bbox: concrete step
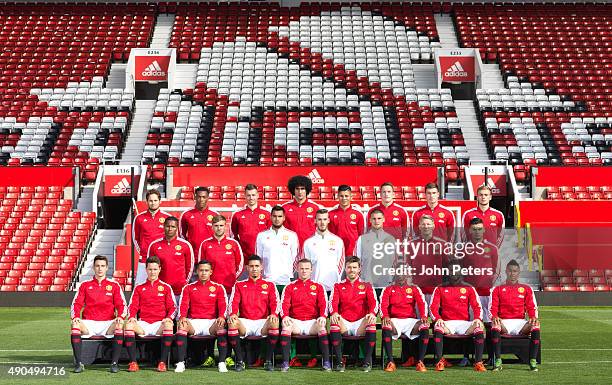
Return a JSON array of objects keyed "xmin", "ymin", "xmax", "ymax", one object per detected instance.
[
  {"xmin": 78, "ymin": 229, "xmax": 124, "ymax": 282},
  {"xmin": 150, "ymin": 14, "xmax": 175, "ymax": 49},
  {"xmin": 434, "ymin": 14, "xmax": 459, "ymax": 48}
]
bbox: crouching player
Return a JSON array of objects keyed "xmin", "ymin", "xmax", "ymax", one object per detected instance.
[
  {"xmin": 329, "ymin": 256, "xmax": 378, "ymax": 372},
  {"xmin": 124, "ymin": 256, "xmax": 176, "ymax": 372},
  {"xmin": 380, "ymin": 273, "xmax": 430, "ymax": 372},
  {"xmin": 430, "ymin": 263, "xmax": 487, "ymax": 372},
  {"xmin": 175, "ymin": 260, "xmax": 229, "ymax": 373},
  {"xmin": 489, "ymin": 259, "xmax": 540, "ymax": 371},
  {"xmin": 70, "ymin": 255, "xmax": 127, "ymax": 373},
  {"xmin": 279, "ymin": 259, "xmax": 331, "ymax": 372},
  {"xmin": 227, "ymin": 255, "xmax": 280, "ymax": 372}
]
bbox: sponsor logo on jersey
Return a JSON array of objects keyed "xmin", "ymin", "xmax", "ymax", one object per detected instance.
[{"xmin": 460, "ymin": 287, "xmax": 467, "ymax": 294}]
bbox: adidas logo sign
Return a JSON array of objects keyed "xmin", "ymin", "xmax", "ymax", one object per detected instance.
[
  {"xmin": 111, "ymin": 177, "xmax": 131, "ymax": 194},
  {"xmin": 308, "ymin": 169, "xmax": 324, "ymax": 184},
  {"xmin": 444, "ymin": 61, "xmax": 468, "ymax": 78},
  {"xmin": 141, "ymin": 61, "xmax": 166, "ymax": 77}
]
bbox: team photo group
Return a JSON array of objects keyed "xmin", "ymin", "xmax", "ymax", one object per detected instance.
[{"xmin": 70, "ymin": 176, "xmax": 540, "ymax": 374}]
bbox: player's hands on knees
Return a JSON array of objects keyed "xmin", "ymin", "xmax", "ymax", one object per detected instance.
[
  {"xmin": 472, "ymin": 319, "xmax": 483, "ymax": 329},
  {"xmin": 382, "ymin": 316, "xmax": 391, "ymax": 328},
  {"xmin": 228, "ymin": 314, "xmax": 239, "ymax": 326},
  {"xmin": 316, "ymin": 317, "xmax": 326, "ymax": 328},
  {"xmin": 72, "ymin": 318, "xmax": 81, "ymax": 326},
  {"xmin": 215, "ymin": 317, "xmax": 226, "ymax": 328},
  {"xmin": 127, "ymin": 317, "xmax": 138, "ymax": 327},
  {"xmin": 365, "ymin": 313, "xmax": 376, "ymax": 324},
  {"xmin": 420, "ymin": 317, "xmax": 430, "ymax": 328},
  {"xmin": 268, "ymin": 314, "xmax": 279, "ymax": 325},
  {"xmin": 435, "ymin": 319, "xmax": 445, "ymax": 329},
  {"xmin": 282, "ymin": 317, "xmax": 293, "ymax": 329},
  {"xmin": 529, "ymin": 318, "xmax": 539, "ymax": 327},
  {"xmin": 330, "ymin": 313, "xmax": 340, "ymax": 325},
  {"xmin": 114, "ymin": 317, "xmax": 124, "ymax": 327},
  {"xmin": 492, "ymin": 317, "xmax": 502, "ymax": 328}
]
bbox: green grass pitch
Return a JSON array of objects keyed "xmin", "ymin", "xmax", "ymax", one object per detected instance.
[{"xmin": 0, "ymin": 307, "xmax": 610, "ymax": 385}]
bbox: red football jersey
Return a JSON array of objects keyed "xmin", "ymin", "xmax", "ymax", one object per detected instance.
[
  {"xmin": 133, "ymin": 209, "xmax": 172, "ymax": 262},
  {"xmin": 328, "ymin": 205, "xmax": 365, "ymax": 255},
  {"xmin": 462, "ymin": 206, "xmax": 505, "ymax": 248},
  {"xmin": 367, "ymin": 202, "xmax": 408, "ymax": 241},
  {"xmin": 329, "ymin": 279, "xmax": 378, "ymax": 322},
  {"xmin": 280, "ymin": 279, "xmax": 327, "ymax": 320},
  {"xmin": 411, "ymin": 204, "xmax": 455, "ymax": 242},
  {"xmin": 198, "ymin": 236, "xmax": 244, "ymax": 293},
  {"xmin": 461, "ymin": 240, "xmax": 499, "ymax": 296},
  {"xmin": 71, "ymin": 278, "xmax": 127, "ymax": 321},
  {"xmin": 147, "ymin": 236, "xmax": 194, "ymax": 295},
  {"xmin": 430, "ymin": 284, "xmax": 483, "ymax": 322},
  {"xmin": 282, "ymin": 199, "xmax": 320, "ymax": 250},
  {"xmin": 489, "ymin": 283, "xmax": 538, "ymax": 320},
  {"xmin": 178, "ymin": 280, "xmax": 227, "ymax": 320},
  {"xmin": 179, "ymin": 207, "xmax": 219, "ymax": 252},
  {"xmin": 379, "ymin": 284, "xmax": 427, "ymax": 319},
  {"xmin": 228, "ymin": 278, "xmax": 279, "ymax": 320},
  {"xmin": 128, "ymin": 279, "xmax": 176, "ymax": 323},
  {"xmin": 406, "ymin": 236, "xmax": 451, "ymax": 294},
  {"xmin": 230, "ymin": 206, "xmax": 271, "ymax": 258}
]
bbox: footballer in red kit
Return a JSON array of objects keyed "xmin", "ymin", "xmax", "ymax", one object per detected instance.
[
  {"xmin": 328, "ymin": 185, "xmax": 365, "ymax": 256},
  {"xmin": 227, "ymin": 255, "xmax": 280, "ymax": 372},
  {"xmin": 230, "ymin": 184, "xmax": 271, "ymax": 261},
  {"xmin": 124, "ymin": 256, "xmax": 176, "ymax": 373},
  {"xmin": 174, "ymin": 260, "xmax": 230, "ymax": 373},
  {"xmin": 489, "ymin": 260, "xmax": 540, "ymax": 372},
  {"xmin": 411, "ymin": 182, "xmax": 455, "ymax": 242},
  {"xmin": 380, "ymin": 274, "xmax": 430, "ymax": 372},
  {"xmin": 180, "ymin": 186, "xmax": 219, "ymax": 253},
  {"xmin": 282, "ymin": 175, "xmax": 321, "ymax": 251},
  {"xmin": 147, "ymin": 216, "xmax": 194, "ymax": 299},
  {"xmin": 279, "ymin": 259, "xmax": 331, "ymax": 372},
  {"xmin": 198, "ymin": 214, "xmax": 244, "ymax": 293},
  {"xmin": 367, "ymin": 182, "xmax": 409, "ymax": 241},
  {"xmin": 133, "ymin": 189, "xmax": 171, "ymax": 284},
  {"xmin": 462, "ymin": 185, "xmax": 505, "ymax": 248},
  {"xmin": 429, "ymin": 263, "xmax": 487, "ymax": 372},
  {"xmin": 70, "ymin": 255, "xmax": 126, "ymax": 373},
  {"xmin": 329, "ymin": 256, "xmax": 378, "ymax": 372}
]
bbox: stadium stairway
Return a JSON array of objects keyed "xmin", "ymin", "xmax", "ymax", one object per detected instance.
[
  {"xmin": 482, "ymin": 63, "xmax": 505, "ymax": 89},
  {"xmin": 106, "ymin": 63, "xmax": 127, "ymax": 89},
  {"xmin": 150, "ymin": 14, "xmax": 174, "ymax": 49},
  {"xmin": 77, "ymin": 229, "xmax": 123, "ymax": 285},
  {"xmin": 121, "ymin": 100, "xmax": 156, "ymax": 165},
  {"xmin": 434, "ymin": 13, "xmax": 459, "ymax": 48},
  {"xmin": 76, "ymin": 185, "xmax": 96, "ymax": 213},
  {"xmin": 455, "ymin": 100, "xmax": 490, "ymax": 161}
]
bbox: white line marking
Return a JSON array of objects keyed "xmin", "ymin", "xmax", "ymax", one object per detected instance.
[
  {"xmin": 0, "ymin": 350, "xmax": 71, "ymax": 352},
  {"xmin": 544, "ymin": 348, "xmax": 612, "ymax": 351},
  {"xmin": 547, "ymin": 360, "xmax": 612, "ymax": 364}
]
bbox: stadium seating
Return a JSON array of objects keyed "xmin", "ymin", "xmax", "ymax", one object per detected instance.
[
  {"xmin": 543, "ymin": 185, "xmax": 612, "ymax": 200},
  {"xmin": 0, "ymin": 186, "xmax": 96, "ymax": 291},
  {"xmin": 540, "ymin": 269, "xmax": 611, "ymax": 291}
]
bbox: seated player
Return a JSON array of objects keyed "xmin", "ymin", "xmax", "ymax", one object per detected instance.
[
  {"xmin": 489, "ymin": 259, "xmax": 540, "ymax": 372},
  {"xmin": 70, "ymin": 255, "xmax": 127, "ymax": 373},
  {"xmin": 279, "ymin": 259, "xmax": 331, "ymax": 372},
  {"xmin": 430, "ymin": 263, "xmax": 487, "ymax": 372},
  {"xmin": 380, "ymin": 273, "xmax": 430, "ymax": 373},
  {"xmin": 124, "ymin": 256, "xmax": 176, "ymax": 372},
  {"xmin": 329, "ymin": 256, "xmax": 378, "ymax": 372},
  {"xmin": 175, "ymin": 260, "xmax": 229, "ymax": 373},
  {"xmin": 227, "ymin": 255, "xmax": 280, "ymax": 372}
]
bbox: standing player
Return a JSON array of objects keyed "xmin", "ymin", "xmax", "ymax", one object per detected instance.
[
  {"xmin": 489, "ymin": 259, "xmax": 540, "ymax": 372},
  {"xmin": 303, "ymin": 209, "xmax": 345, "ymax": 291},
  {"xmin": 462, "ymin": 185, "xmax": 505, "ymax": 248},
  {"xmin": 282, "ymin": 175, "xmax": 321, "ymax": 252},
  {"xmin": 329, "ymin": 257, "xmax": 378, "ymax": 372},
  {"xmin": 412, "ymin": 182, "xmax": 455, "ymax": 242},
  {"xmin": 255, "ymin": 205, "xmax": 299, "ymax": 287},
  {"xmin": 70, "ymin": 255, "xmax": 127, "ymax": 373},
  {"xmin": 328, "ymin": 185, "xmax": 365, "ymax": 256},
  {"xmin": 124, "ymin": 256, "xmax": 176, "ymax": 372},
  {"xmin": 147, "ymin": 217, "xmax": 194, "ymax": 302},
  {"xmin": 279, "ymin": 259, "xmax": 331, "ymax": 372},
  {"xmin": 198, "ymin": 215, "xmax": 244, "ymax": 294},
  {"xmin": 355, "ymin": 209, "xmax": 397, "ymax": 288},
  {"xmin": 175, "ymin": 260, "xmax": 229, "ymax": 373},
  {"xmin": 133, "ymin": 189, "xmax": 171, "ymax": 284},
  {"xmin": 429, "ymin": 264, "xmax": 487, "ymax": 372},
  {"xmin": 230, "ymin": 184, "xmax": 271, "ymax": 261},
  {"xmin": 227, "ymin": 255, "xmax": 280, "ymax": 372},
  {"xmin": 180, "ymin": 186, "xmax": 219, "ymax": 253},
  {"xmin": 380, "ymin": 273, "xmax": 429, "ymax": 372},
  {"xmin": 407, "ymin": 215, "xmax": 450, "ymax": 295},
  {"xmin": 367, "ymin": 182, "xmax": 409, "ymax": 241}
]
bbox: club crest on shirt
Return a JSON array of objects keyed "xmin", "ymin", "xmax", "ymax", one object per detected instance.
[
  {"xmin": 159, "ymin": 217, "xmax": 165, "ymax": 223},
  {"xmin": 358, "ymin": 284, "xmax": 365, "ymax": 290},
  {"xmin": 350, "ymin": 213, "xmax": 357, "ymax": 220},
  {"xmin": 259, "ymin": 213, "xmax": 266, "ymax": 219},
  {"xmin": 489, "ymin": 215, "xmax": 496, "ymax": 221},
  {"xmin": 306, "ymin": 207, "xmax": 314, "ymax": 213},
  {"xmin": 225, "ymin": 244, "xmax": 232, "ymax": 250},
  {"xmin": 393, "ymin": 210, "xmax": 399, "ymax": 216},
  {"xmin": 282, "ymin": 235, "xmax": 289, "ymax": 241},
  {"xmin": 518, "ymin": 287, "xmax": 525, "ymax": 293},
  {"xmin": 261, "ymin": 283, "xmax": 268, "ymax": 289},
  {"xmin": 207, "ymin": 215, "xmax": 214, "ymax": 221},
  {"xmin": 329, "ymin": 240, "xmax": 335, "ymax": 247},
  {"xmin": 175, "ymin": 245, "xmax": 182, "ymax": 251},
  {"xmin": 310, "ymin": 285, "xmax": 317, "ymax": 291},
  {"xmin": 460, "ymin": 287, "xmax": 467, "ymax": 294},
  {"xmin": 438, "ymin": 212, "xmax": 445, "ymax": 218},
  {"xmin": 158, "ymin": 286, "xmax": 164, "ymax": 292},
  {"xmin": 406, "ymin": 287, "xmax": 412, "ymax": 294},
  {"xmin": 209, "ymin": 286, "xmax": 216, "ymax": 292},
  {"xmin": 106, "ymin": 285, "xmax": 113, "ymax": 291}
]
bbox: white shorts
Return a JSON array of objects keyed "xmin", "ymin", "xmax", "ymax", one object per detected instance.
[
  {"xmin": 501, "ymin": 319, "xmax": 528, "ymax": 335},
  {"xmin": 189, "ymin": 318, "xmax": 216, "ymax": 336},
  {"xmin": 292, "ymin": 319, "xmax": 317, "ymax": 335},
  {"xmin": 81, "ymin": 320, "xmax": 114, "ymax": 338},
  {"xmin": 391, "ymin": 318, "xmax": 420, "ymax": 340},
  {"xmin": 240, "ymin": 318, "xmax": 267, "ymax": 338},
  {"xmin": 136, "ymin": 320, "xmax": 163, "ymax": 337},
  {"xmin": 444, "ymin": 320, "xmax": 474, "ymax": 336},
  {"xmin": 135, "ymin": 262, "xmax": 147, "ymax": 285},
  {"xmin": 479, "ymin": 296, "xmax": 490, "ymax": 322},
  {"xmin": 342, "ymin": 317, "xmax": 365, "ymax": 336}
]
